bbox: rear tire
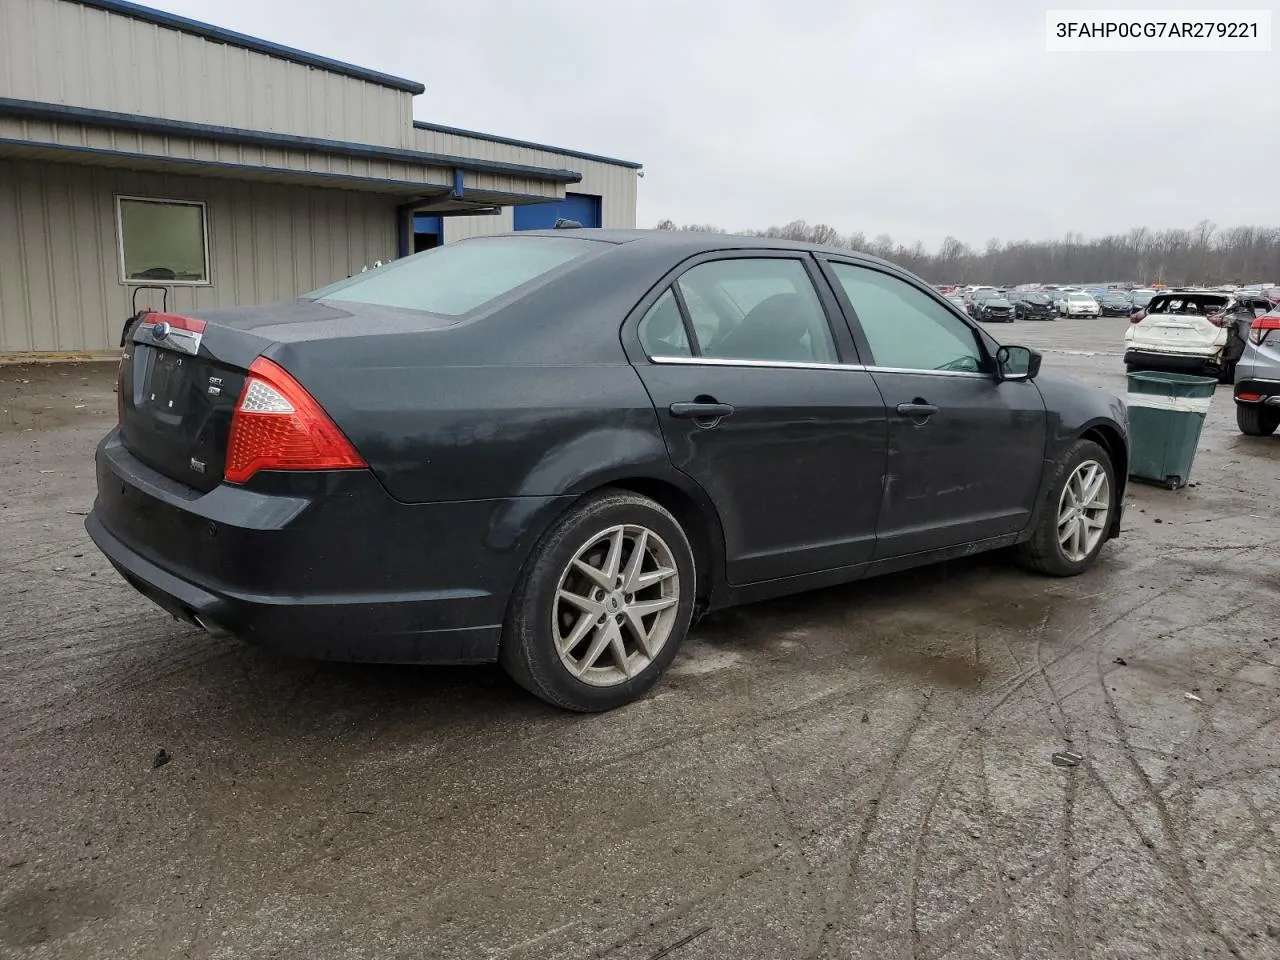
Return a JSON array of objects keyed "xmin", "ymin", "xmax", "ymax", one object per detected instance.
[
  {"xmin": 1016, "ymin": 439, "xmax": 1116, "ymax": 577},
  {"xmin": 1216, "ymin": 362, "xmax": 1236, "ymax": 385},
  {"xmin": 499, "ymin": 490, "xmax": 697, "ymax": 712},
  {"xmin": 1237, "ymin": 403, "xmax": 1280, "ymax": 437}
]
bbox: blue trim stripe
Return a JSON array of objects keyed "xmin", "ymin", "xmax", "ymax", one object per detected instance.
[
  {"xmin": 0, "ymin": 98, "xmax": 583, "ymax": 185},
  {"xmin": 413, "ymin": 120, "xmax": 642, "ymax": 170},
  {"xmin": 70, "ymin": 0, "xmax": 425, "ymax": 94}
]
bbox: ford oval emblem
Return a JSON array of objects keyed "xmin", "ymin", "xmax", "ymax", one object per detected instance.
[{"xmin": 152, "ymin": 321, "xmax": 171, "ymax": 340}]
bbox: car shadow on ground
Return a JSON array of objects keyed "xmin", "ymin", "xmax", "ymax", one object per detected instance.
[{"xmin": 56, "ymin": 550, "xmax": 1043, "ymax": 752}]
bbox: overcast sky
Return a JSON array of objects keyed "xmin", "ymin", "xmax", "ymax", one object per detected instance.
[{"xmin": 155, "ymin": 0, "xmax": 1278, "ymax": 249}]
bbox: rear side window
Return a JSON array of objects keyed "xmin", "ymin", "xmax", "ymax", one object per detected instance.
[
  {"xmin": 672, "ymin": 259, "xmax": 837, "ymax": 364},
  {"xmin": 638, "ymin": 289, "xmax": 692, "ymax": 357},
  {"xmin": 305, "ymin": 236, "xmax": 596, "ymax": 316}
]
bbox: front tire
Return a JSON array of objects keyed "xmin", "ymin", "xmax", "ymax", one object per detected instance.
[
  {"xmin": 1216, "ymin": 361, "xmax": 1235, "ymax": 385},
  {"xmin": 1016, "ymin": 439, "xmax": 1116, "ymax": 577},
  {"xmin": 1237, "ymin": 403, "xmax": 1280, "ymax": 437},
  {"xmin": 499, "ymin": 490, "xmax": 697, "ymax": 712}
]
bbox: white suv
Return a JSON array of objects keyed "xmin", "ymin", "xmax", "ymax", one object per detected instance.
[{"xmin": 1125, "ymin": 291, "xmax": 1273, "ymax": 382}]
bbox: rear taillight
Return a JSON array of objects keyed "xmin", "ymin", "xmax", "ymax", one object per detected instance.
[
  {"xmin": 1249, "ymin": 314, "xmax": 1280, "ymax": 346},
  {"xmin": 225, "ymin": 357, "xmax": 366, "ymax": 484},
  {"xmin": 1130, "ymin": 310, "xmax": 1146, "ymax": 324}
]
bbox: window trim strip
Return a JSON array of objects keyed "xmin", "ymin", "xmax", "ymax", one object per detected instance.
[{"xmin": 648, "ymin": 355, "xmax": 992, "ymax": 378}]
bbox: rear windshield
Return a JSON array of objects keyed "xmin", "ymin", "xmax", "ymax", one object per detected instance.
[
  {"xmin": 1147, "ymin": 295, "xmax": 1228, "ymax": 315},
  {"xmin": 304, "ymin": 236, "xmax": 597, "ymax": 315}
]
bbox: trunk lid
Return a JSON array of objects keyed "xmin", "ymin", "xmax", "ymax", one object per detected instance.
[
  {"xmin": 119, "ymin": 313, "xmax": 269, "ymax": 492},
  {"xmin": 1128, "ymin": 312, "xmax": 1225, "ymax": 351},
  {"xmin": 117, "ymin": 298, "xmax": 460, "ymax": 491}
]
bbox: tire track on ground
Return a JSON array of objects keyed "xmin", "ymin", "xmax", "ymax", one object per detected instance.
[{"xmin": 1092, "ymin": 628, "xmax": 1244, "ymax": 958}]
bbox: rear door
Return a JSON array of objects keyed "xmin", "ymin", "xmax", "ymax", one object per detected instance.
[
  {"xmin": 626, "ymin": 253, "xmax": 888, "ymax": 584},
  {"xmin": 820, "ymin": 259, "xmax": 1047, "ymax": 559}
]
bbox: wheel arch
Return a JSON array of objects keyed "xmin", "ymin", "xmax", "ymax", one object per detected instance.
[
  {"xmin": 1079, "ymin": 420, "xmax": 1128, "ymax": 537},
  {"xmin": 507, "ymin": 465, "xmax": 728, "ymax": 618},
  {"xmin": 599, "ymin": 476, "xmax": 725, "ymax": 614}
]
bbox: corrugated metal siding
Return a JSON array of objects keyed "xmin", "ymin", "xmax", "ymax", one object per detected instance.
[
  {"xmin": 0, "ymin": 158, "xmax": 398, "ymax": 353},
  {"xmin": 414, "ymin": 130, "xmax": 638, "ymax": 235},
  {"xmin": 440, "ymin": 208, "xmax": 515, "ymax": 243},
  {"xmin": 0, "ymin": 0, "xmax": 413, "ymax": 147}
]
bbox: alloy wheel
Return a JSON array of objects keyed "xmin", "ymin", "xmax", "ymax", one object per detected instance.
[
  {"xmin": 1057, "ymin": 460, "xmax": 1110, "ymax": 562},
  {"xmin": 552, "ymin": 524, "xmax": 680, "ymax": 686}
]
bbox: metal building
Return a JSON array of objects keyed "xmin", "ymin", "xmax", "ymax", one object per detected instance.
[{"xmin": 0, "ymin": 0, "xmax": 641, "ymax": 354}]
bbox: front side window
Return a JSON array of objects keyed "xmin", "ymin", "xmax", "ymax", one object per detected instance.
[
  {"xmin": 673, "ymin": 258, "xmax": 837, "ymax": 364},
  {"xmin": 831, "ymin": 263, "xmax": 984, "ymax": 374},
  {"xmin": 306, "ymin": 236, "xmax": 596, "ymax": 316},
  {"xmin": 117, "ymin": 197, "xmax": 209, "ymax": 284}
]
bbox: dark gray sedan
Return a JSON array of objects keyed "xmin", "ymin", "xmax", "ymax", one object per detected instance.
[{"xmin": 87, "ymin": 230, "xmax": 1129, "ymax": 711}]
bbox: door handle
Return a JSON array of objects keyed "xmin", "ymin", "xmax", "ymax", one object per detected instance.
[
  {"xmin": 669, "ymin": 401, "xmax": 735, "ymax": 420},
  {"xmin": 895, "ymin": 402, "xmax": 939, "ymax": 418}
]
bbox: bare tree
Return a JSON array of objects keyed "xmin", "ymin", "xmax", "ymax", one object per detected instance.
[{"xmin": 650, "ymin": 218, "xmax": 1280, "ymax": 284}]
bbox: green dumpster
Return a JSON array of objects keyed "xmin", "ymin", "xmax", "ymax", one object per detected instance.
[{"xmin": 1126, "ymin": 371, "xmax": 1218, "ymax": 490}]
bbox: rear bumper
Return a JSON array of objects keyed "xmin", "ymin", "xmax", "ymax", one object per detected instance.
[
  {"xmin": 87, "ymin": 431, "xmax": 569, "ymax": 663},
  {"xmin": 1234, "ymin": 378, "xmax": 1280, "ymax": 404},
  {"xmin": 1124, "ymin": 348, "xmax": 1221, "ymax": 371}
]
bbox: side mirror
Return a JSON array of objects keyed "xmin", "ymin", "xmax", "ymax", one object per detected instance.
[{"xmin": 996, "ymin": 345, "xmax": 1041, "ymax": 382}]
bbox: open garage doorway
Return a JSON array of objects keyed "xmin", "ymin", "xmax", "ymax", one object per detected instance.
[
  {"xmin": 513, "ymin": 193, "xmax": 602, "ymax": 230},
  {"xmin": 413, "ymin": 214, "xmax": 442, "ymax": 251}
]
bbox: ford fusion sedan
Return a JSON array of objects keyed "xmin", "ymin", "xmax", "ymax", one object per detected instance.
[{"xmin": 88, "ymin": 230, "xmax": 1129, "ymax": 712}]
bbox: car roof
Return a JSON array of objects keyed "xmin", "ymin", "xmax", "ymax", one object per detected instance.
[{"xmin": 502, "ymin": 228, "xmax": 905, "ymax": 267}]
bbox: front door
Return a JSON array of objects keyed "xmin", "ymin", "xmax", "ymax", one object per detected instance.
[
  {"xmin": 628, "ymin": 255, "xmax": 888, "ymax": 584},
  {"xmin": 822, "ymin": 260, "xmax": 1047, "ymax": 558}
]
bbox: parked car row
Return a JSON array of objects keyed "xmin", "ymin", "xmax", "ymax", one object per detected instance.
[{"xmin": 934, "ymin": 282, "xmax": 1278, "ymax": 328}]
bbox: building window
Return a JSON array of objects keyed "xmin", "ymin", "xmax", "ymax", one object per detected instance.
[{"xmin": 116, "ymin": 197, "xmax": 210, "ymax": 285}]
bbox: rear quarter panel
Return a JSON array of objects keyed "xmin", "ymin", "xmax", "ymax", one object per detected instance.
[{"xmin": 276, "ymin": 349, "xmax": 671, "ymax": 504}]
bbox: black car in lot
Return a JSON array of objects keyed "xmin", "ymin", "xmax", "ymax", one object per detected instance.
[
  {"xmin": 88, "ymin": 230, "xmax": 1129, "ymax": 711},
  {"xmin": 1010, "ymin": 292, "xmax": 1057, "ymax": 321},
  {"xmin": 1099, "ymin": 292, "xmax": 1134, "ymax": 316},
  {"xmin": 970, "ymin": 290, "xmax": 1016, "ymax": 323}
]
